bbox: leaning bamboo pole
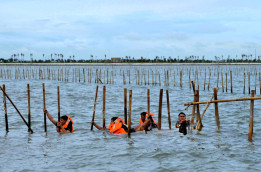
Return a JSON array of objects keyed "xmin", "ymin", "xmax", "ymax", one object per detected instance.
[
  {"xmin": 91, "ymin": 85, "xmax": 99, "ymax": 130},
  {"xmin": 184, "ymin": 96, "xmax": 261, "ymax": 106},
  {"xmin": 0, "ymin": 86, "xmax": 33, "ymax": 133}
]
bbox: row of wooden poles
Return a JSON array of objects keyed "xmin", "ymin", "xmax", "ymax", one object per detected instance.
[
  {"xmin": 0, "ymin": 83, "xmax": 172, "ymax": 135},
  {"xmin": 1, "ymin": 82, "xmax": 260, "ymax": 141},
  {"xmin": 90, "ymin": 85, "xmax": 172, "ymax": 137},
  {"xmin": 184, "ymin": 81, "xmax": 260, "ymax": 141},
  {"xmin": 1, "ymin": 67, "xmax": 261, "ymax": 94}
]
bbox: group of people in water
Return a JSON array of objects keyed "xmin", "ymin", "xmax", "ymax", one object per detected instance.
[{"xmin": 43, "ymin": 109, "xmax": 191, "ymax": 135}]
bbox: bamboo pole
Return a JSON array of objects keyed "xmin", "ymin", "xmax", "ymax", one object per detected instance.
[
  {"xmin": 230, "ymin": 71, "xmax": 233, "ymax": 93},
  {"xmin": 208, "ymin": 71, "xmax": 211, "ymax": 91},
  {"xmin": 255, "ymin": 72, "xmax": 257, "ymax": 94},
  {"xmin": 103, "ymin": 86, "xmax": 106, "ymax": 128},
  {"xmin": 226, "ymin": 73, "xmax": 227, "ymax": 92},
  {"xmin": 27, "ymin": 84, "xmax": 31, "ymax": 132},
  {"xmin": 259, "ymin": 72, "xmax": 261, "ymax": 95},
  {"xmin": 191, "ymin": 87, "xmax": 197, "ymax": 125},
  {"xmin": 166, "ymin": 90, "xmax": 171, "ymax": 129},
  {"xmin": 195, "ymin": 90, "xmax": 203, "ymax": 130},
  {"xmin": 158, "ymin": 89, "xmax": 163, "ymax": 130},
  {"xmin": 248, "ymin": 90, "xmax": 255, "ymax": 141},
  {"xmin": 214, "ymin": 88, "xmax": 220, "ymax": 131},
  {"xmin": 91, "ymin": 85, "xmax": 99, "ymax": 130},
  {"xmin": 0, "ymin": 86, "xmax": 33, "ymax": 133},
  {"xmin": 248, "ymin": 72, "xmax": 250, "ymax": 94},
  {"xmin": 184, "ymin": 96, "xmax": 261, "ymax": 105},
  {"xmin": 203, "ymin": 70, "xmax": 206, "ymax": 90},
  {"xmin": 124, "ymin": 88, "xmax": 127, "ymax": 124},
  {"xmin": 57, "ymin": 86, "xmax": 61, "ymax": 132},
  {"xmin": 221, "ymin": 72, "xmax": 224, "ymax": 92},
  {"xmin": 147, "ymin": 89, "xmax": 150, "ymax": 118},
  {"xmin": 244, "ymin": 72, "xmax": 246, "ymax": 94},
  {"xmin": 128, "ymin": 90, "xmax": 132, "ymax": 137},
  {"xmin": 3, "ymin": 84, "xmax": 8, "ymax": 132},
  {"xmin": 43, "ymin": 83, "xmax": 47, "ymax": 132}
]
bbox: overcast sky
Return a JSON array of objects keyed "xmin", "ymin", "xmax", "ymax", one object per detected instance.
[{"xmin": 0, "ymin": 0, "xmax": 260, "ymax": 60}]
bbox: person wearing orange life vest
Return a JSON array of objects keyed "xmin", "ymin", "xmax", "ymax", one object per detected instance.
[
  {"xmin": 43, "ymin": 108, "xmax": 74, "ymax": 133},
  {"xmin": 92, "ymin": 116, "xmax": 151, "ymax": 134},
  {"xmin": 139, "ymin": 112, "xmax": 157, "ymax": 130},
  {"xmin": 175, "ymin": 112, "xmax": 190, "ymax": 135}
]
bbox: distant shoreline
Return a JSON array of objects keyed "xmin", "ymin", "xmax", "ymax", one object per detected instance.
[{"xmin": 0, "ymin": 62, "xmax": 261, "ymax": 66}]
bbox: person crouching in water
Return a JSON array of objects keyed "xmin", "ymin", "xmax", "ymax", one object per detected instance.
[
  {"xmin": 91, "ymin": 116, "xmax": 152, "ymax": 134},
  {"xmin": 175, "ymin": 112, "xmax": 190, "ymax": 135},
  {"xmin": 139, "ymin": 112, "xmax": 157, "ymax": 131},
  {"xmin": 43, "ymin": 108, "xmax": 74, "ymax": 133}
]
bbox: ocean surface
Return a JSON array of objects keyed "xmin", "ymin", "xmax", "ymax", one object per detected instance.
[{"xmin": 0, "ymin": 64, "xmax": 261, "ymax": 172}]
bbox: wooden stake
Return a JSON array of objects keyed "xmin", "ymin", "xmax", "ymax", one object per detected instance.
[
  {"xmin": 43, "ymin": 83, "xmax": 47, "ymax": 132},
  {"xmin": 248, "ymin": 90, "xmax": 255, "ymax": 141},
  {"xmin": 213, "ymin": 88, "xmax": 220, "ymax": 131},
  {"xmin": 0, "ymin": 86, "xmax": 33, "ymax": 133},
  {"xmin": 244, "ymin": 72, "xmax": 246, "ymax": 94},
  {"xmin": 166, "ymin": 90, "xmax": 171, "ymax": 129},
  {"xmin": 158, "ymin": 89, "xmax": 163, "ymax": 130},
  {"xmin": 248, "ymin": 72, "xmax": 250, "ymax": 94},
  {"xmin": 124, "ymin": 88, "xmax": 127, "ymax": 124},
  {"xmin": 57, "ymin": 86, "xmax": 60, "ymax": 121},
  {"xmin": 128, "ymin": 90, "xmax": 132, "ymax": 137},
  {"xmin": 27, "ymin": 84, "xmax": 31, "ymax": 132},
  {"xmin": 3, "ymin": 84, "xmax": 8, "ymax": 132},
  {"xmin": 226, "ymin": 73, "xmax": 227, "ymax": 92},
  {"xmin": 91, "ymin": 85, "xmax": 99, "ymax": 130},
  {"xmin": 103, "ymin": 86, "xmax": 106, "ymax": 128},
  {"xmin": 230, "ymin": 71, "xmax": 233, "ymax": 93}
]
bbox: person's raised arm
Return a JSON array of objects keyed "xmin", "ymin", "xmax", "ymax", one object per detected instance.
[
  {"xmin": 43, "ymin": 108, "xmax": 57, "ymax": 125},
  {"xmin": 91, "ymin": 121, "xmax": 106, "ymax": 130}
]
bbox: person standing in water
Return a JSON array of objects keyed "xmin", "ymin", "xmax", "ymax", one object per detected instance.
[{"xmin": 43, "ymin": 108, "xmax": 74, "ymax": 133}]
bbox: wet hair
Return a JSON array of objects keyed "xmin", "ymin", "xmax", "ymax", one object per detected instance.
[
  {"xmin": 141, "ymin": 112, "xmax": 147, "ymax": 117},
  {"xmin": 111, "ymin": 117, "xmax": 118, "ymax": 121},
  {"xmin": 178, "ymin": 112, "xmax": 186, "ymax": 117},
  {"xmin": 61, "ymin": 115, "xmax": 68, "ymax": 121}
]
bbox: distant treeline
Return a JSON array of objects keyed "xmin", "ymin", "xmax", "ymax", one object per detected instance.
[{"xmin": 1, "ymin": 55, "xmax": 261, "ymax": 63}]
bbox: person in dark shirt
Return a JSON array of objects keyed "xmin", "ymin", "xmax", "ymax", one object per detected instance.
[
  {"xmin": 176, "ymin": 112, "xmax": 190, "ymax": 135},
  {"xmin": 43, "ymin": 108, "xmax": 74, "ymax": 133}
]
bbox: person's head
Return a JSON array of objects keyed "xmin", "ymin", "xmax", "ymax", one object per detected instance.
[
  {"xmin": 140, "ymin": 112, "xmax": 147, "ymax": 121},
  {"xmin": 111, "ymin": 117, "xmax": 118, "ymax": 123},
  {"xmin": 60, "ymin": 115, "xmax": 68, "ymax": 125},
  {"xmin": 178, "ymin": 112, "xmax": 186, "ymax": 120}
]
